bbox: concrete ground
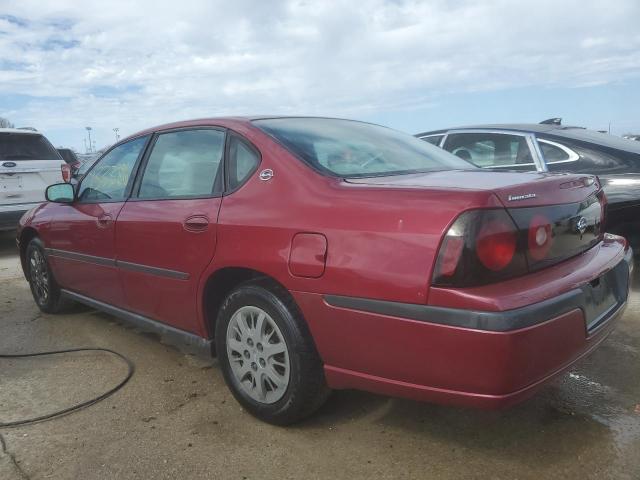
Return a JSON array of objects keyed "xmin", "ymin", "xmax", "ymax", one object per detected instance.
[{"xmin": 0, "ymin": 230, "xmax": 638, "ymax": 480}]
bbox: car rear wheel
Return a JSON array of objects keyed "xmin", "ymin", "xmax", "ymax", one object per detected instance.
[
  {"xmin": 26, "ymin": 238, "xmax": 72, "ymax": 314},
  {"xmin": 215, "ymin": 280, "xmax": 330, "ymax": 425}
]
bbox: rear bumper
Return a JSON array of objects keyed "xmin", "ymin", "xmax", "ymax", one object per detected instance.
[
  {"xmin": 0, "ymin": 202, "xmax": 40, "ymax": 231},
  {"xmin": 0, "ymin": 207, "xmax": 31, "ymax": 231},
  {"xmin": 293, "ymin": 238, "xmax": 632, "ymax": 409}
]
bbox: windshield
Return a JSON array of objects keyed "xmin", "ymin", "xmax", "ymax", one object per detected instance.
[
  {"xmin": 253, "ymin": 118, "xmax": 474, "ymax": 177},
  {"xmin": 0, "ymin": 133, "xmax": 61, "ymax": 161}
]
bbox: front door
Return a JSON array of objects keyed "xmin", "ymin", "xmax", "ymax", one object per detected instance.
[
  {"xmin": 115, "ymin": 128, "xmax": 225, "ymax": 335},
  {"xmin": 46, "ymin": 136, "xmax": 149, "ymax": 306}
]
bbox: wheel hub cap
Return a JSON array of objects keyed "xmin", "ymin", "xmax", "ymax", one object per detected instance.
[{"xmin": 226, "ymin": 306, "xmax": 290, "ymax": 404}]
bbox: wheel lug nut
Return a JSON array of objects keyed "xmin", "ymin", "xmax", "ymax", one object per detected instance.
[
  {"xmin": 244, "ymin": 350, "xmax": 250, "ymax": 359},
  {"xmin": 256, "ymin": 343, "xmax": 263, "ymax": 352},
  {"xmin": 251, "ymin": 362, "xmax": 257, "ymax": 371},
  {"xmin": 259, "ymin": 358, "xmax": 266, "ymax": 368},
  {"xmin": 247, "ymin": 338, "xmax": 254, "ymax": 347}
]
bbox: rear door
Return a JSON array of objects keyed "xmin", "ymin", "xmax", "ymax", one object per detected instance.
[
  {"xmin": 0, "ymin": 132, "xmax": 64, "ymax": 207},
  {"xmin": 46, "ymin": 136, "xmax": 149, "ymax": 306},
  {"xmin": 115, "ymin": 128, "xmax": 226, "ymax": 334}
]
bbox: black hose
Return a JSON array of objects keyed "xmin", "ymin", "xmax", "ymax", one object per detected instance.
[{"xmin": 0, "ymin": 348, "xmax": 134, "ymax": 428}]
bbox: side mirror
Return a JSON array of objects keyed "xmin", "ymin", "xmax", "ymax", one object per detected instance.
[{"xmin": 46, "ymin": 183, "xmax": 75, "ymax": 203}]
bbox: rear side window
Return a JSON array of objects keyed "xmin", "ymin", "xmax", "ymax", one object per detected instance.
[
  {"xmin": 138, "ymin": 129, "xmax": 225, "ymax": 199},
  {"xmin": 0, "ymin": 133, "xmax": 61, "ymax": 160},
  {"xmin": 443, "ymin": 133, "xmax": 536, "ymax": 171},
  {"xmin": 420, "ymin": 135, "xmax": 444, "ymax": 146},
  {"xmin": 539, "ymin": 141, "xmax": 569, "ymax": 162},
  {"xmin": 227, "ymin": 136, "xmax": 260, "ymax": 190},
  {"xmin": 538, "ymin": 139, "xmax": 579, "ymax": 165},
  {"xmin": 254, "ymin": 118, "xmax": 471, "ymax": 177},
  {"xmin": 78, "ymin": 136, "xmax": 148, "ymax": 202}
]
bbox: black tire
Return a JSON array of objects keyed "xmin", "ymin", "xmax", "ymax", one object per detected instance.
[
  {"xmin": 215, "ymin": 279, "xmax": 330, "ymax": 425},
  {"xmin": 25, "ymin": 238, "xmax": 73, "ymax": 314}
]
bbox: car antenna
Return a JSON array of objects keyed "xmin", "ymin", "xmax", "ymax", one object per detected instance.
[{"xmin": 539, "ymin": 118, "xmax": 562, "ymax": 125}]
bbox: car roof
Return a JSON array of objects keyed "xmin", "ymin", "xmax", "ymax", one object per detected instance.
[
  {"xmin": 417, "ymin": 123, "xmax": 640, "ymax": 154},
  {"xmin": 120, "ymin": 115, "xmax": 378, "ymax": 143},
  {"xmin": 0, "ymin": 128, "xmax": 41, "ymax": 135}
]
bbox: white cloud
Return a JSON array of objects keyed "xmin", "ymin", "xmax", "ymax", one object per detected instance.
[{"xmin": 1, "ymin": 0, "xmax": 640, "ymax": 146}]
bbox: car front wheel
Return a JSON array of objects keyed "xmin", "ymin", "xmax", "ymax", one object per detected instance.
[
  {"xmin": 215, "ymin": 280, "xmax": 329, "ymax": 425},
  {"xmin": 26, "ymin": 238, "xmax": 72, "ymax": 314}
]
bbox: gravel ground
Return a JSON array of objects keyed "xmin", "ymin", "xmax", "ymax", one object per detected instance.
[{"xmin": 1, "ymin": 230, "xmax": 639, "ymax": 479}]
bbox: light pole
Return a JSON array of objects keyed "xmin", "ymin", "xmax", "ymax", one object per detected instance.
[
  {"xmin": 113, "ymin": 127, "xmax": 120, "ymax": 142},
  {"xmin": 85, "ymin": 127, "xmax": 93, "ymax": 153}
]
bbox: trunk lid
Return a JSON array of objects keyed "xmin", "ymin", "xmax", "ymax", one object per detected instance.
[
  {"xmin": 345, "ymin": 170, "xmax": 600, "ymax": 207},
  {"xmin": 347, "ymin": 169, "xmax": 605, "ymax": 275}
]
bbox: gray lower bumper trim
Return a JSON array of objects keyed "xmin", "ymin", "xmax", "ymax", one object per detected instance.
[
  {"xmin": 325, "ymin": 257, "xmax": 630, "ymax": 332},
  {"xmin": 61, "ymin": 289, "xmax": 212, "ymax": 357}
]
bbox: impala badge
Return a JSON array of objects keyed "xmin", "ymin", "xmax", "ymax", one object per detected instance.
[
  {"xmin": 576, "ymin": 216, "xmax": 588, "ymax": 236},
  {"xmin": 507, "ymin": 193, "xmax": 536, "ymax": 202}
]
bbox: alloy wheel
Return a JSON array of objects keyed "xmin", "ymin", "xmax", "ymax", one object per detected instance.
[{"xmin": 29, "ymin": 249, "xmax": 49, "ymax": 304}]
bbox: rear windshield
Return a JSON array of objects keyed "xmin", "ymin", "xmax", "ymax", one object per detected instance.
[
  {"xmin": 253, "ymin": 118, "xmax": 474, "ymax": 177},
  {"xmin": 0, "ymin": 133, "xmax": 61, "ymax": 161}
]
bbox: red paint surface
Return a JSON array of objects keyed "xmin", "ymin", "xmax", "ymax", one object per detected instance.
[
  {"xmin": 114, "ymin": 198, "xmax": 221, "ymax": 335},
  {"xmin": 288, "ymin": 233, "xmax": 327, "ymax": 278},
  {"xmin": 46, "ymin": 201, "xmax": 127, "ymax": 305}
]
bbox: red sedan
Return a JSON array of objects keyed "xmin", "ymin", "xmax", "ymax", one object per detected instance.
[{"xmin": 17, "ymin": 117, "xmax": 633, "ymax": 424}]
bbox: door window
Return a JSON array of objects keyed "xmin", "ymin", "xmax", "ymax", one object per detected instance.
[
  {"xmin": 138, "ymin": 129, "xmax": 225, "ymax": 199},
  {"xmin": 78, "ymin": 136, "xmax": 148, "ymax": 202},
  {"xmin": 538, "ymin": 139, "xmax": 579, "ymax": 164},
  {"xmin": 419, "ymin": 135, "xmax": 444, "ymax": 146},
  {"xmin": 443, "ymin": 133, "xmax": 536, "ymax": 171},
  {"xmin": 227, "ymin": 136, "xmax": 260, "ymax": 190}
]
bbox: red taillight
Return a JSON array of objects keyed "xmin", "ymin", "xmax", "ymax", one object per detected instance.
[
  {"xmin": 433, "ymin": 193, "xmax": 604, "ymax": 288},
  {"xmin": 432, "ymin": 209, "xmax": 527, "ymax": 287},
  {"xmin": 476, "ymin": 219, "xmax": 517, "ymax": 271},
  {"xmin": 527, "ymin": 214, "xmax": 553, "ymax": 261},
  {"xmin": 61, "ymin": 164, "xmax": 71, "ymax": 183}
]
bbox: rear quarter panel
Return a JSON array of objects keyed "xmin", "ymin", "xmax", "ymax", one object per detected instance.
[{"xmin": 203, "ymin": 125, "xmax": 501, "ymax": 306}]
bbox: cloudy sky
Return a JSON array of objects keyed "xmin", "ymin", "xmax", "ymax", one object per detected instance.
[{"xmin": 1, "ymin": 0, "xmax": 640, "ymax": 151}]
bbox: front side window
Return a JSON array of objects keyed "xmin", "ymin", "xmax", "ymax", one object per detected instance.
[
  {"xmin": 78, "ymin": 136, "xmax": 148, "ymax": 202},
  {"xmin": 254, "ymin": 118, "xmax": 472, "ymax": 177},
  {"xmin": 443, "ymin": 133, "xmax": 536, "ymax": 171},
  {"xmin": 138, "ymin": 129, "xmax": 225, "ymax": 199}
]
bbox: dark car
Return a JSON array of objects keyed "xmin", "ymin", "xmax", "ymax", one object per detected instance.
[
  {"xmin": 417, "ymin": 120, "xmax": 640, "ymax": 252},
  {"xmin": 17, "ymin": 117, "xmax": 632, "ymax": 424},
  {"xmin": 57, "ymin": 148, "xmax": 79, "ymax": 165}
]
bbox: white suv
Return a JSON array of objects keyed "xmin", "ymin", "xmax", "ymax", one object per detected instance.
[{"xmin": 0, "ymin": 128, "xmax": 66, "ymax": 231}]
